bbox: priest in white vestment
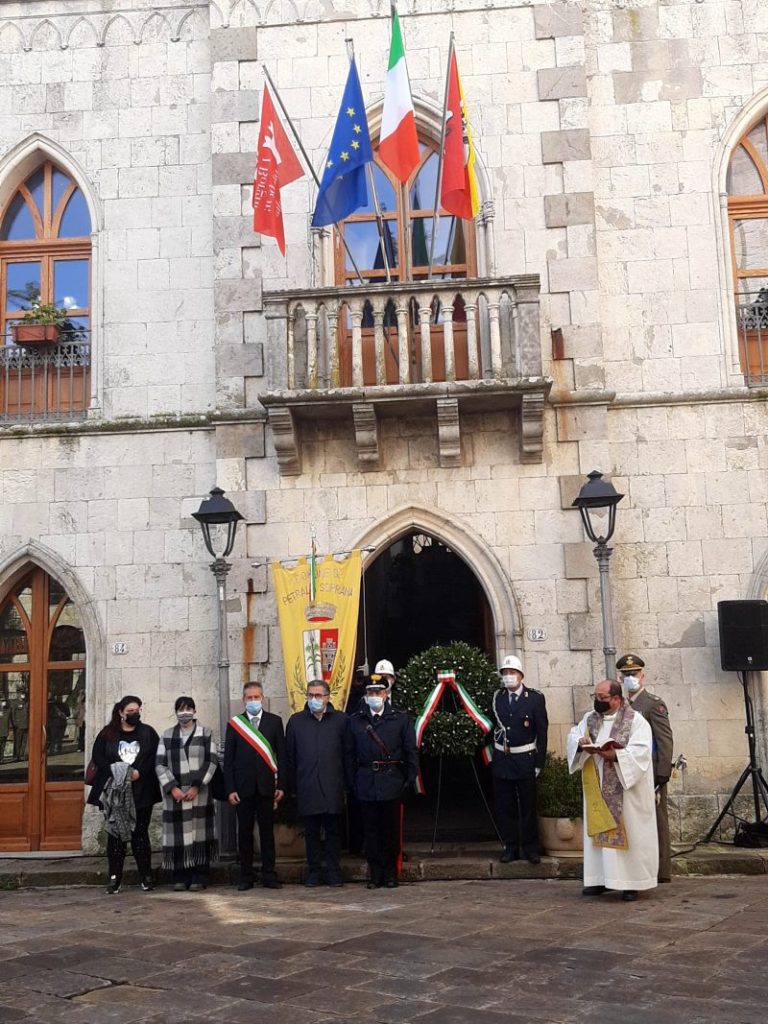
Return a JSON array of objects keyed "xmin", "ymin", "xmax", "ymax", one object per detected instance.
[{"xmin": 567, "ymin": 679, "xmax": 658, "ymax": 901}]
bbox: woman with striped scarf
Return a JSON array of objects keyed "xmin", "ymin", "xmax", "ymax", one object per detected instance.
[{"xmin": 155, "ymin": 696, "xmax": 218, "ymax": 891}]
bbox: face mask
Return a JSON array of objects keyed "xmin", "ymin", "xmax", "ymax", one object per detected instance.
[
  {"xmin": 245, "ymin": 700, "xmax": 262, "ymax": 716},
  {"xmin": 623, "ymin": 676, "xmax": 640, "ymax": 694},
  {"xmin": 593, "ymin": 699, "xmax": 611, "ymax": 715},
  {"xmin": 307, "ymin": 697, "xmax": 325, "ymax": 713},
  {"xmin": 503, "ymin": 678, "xmax": 521, "ymax": 690},
  {"xmin": 125, "ymin": 712, "xmax": 141, "ymax": 727},
  {"xmin": 177, "ymin": 712, "xmax": 195, "ymax": 725},
  {"xmin": 366, "ymin": 696, "xmax": 384, "ymax": 711}
]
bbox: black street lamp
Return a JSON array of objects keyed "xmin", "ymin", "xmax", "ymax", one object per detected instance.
[
  {"xmin": 572, "ymin": 471, "xmax": 624, "ymax": 678},
  {"xmin": 193, "ymin": 487, "xmax": 244, "ymax": 856}
]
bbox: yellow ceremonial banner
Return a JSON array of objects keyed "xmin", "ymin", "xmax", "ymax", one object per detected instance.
[
  {"xmin": 272, "ymin": 550, "xmax": 362, "ymax": 713},
  {"xmin": 582, "ymin": 757, "xmax": 618, "ymax": 837}
]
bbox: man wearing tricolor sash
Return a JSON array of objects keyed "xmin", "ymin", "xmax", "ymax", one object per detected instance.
[
  {"xmin": 224, "ymin": 681, "xmax": 286, "ymax": 891},
  {"xmin": 490, "ymin": 655, "xmax": 548, "ymax": 865},
  {"xmin": 566, "ymin": 679, "xmax": 658, "ymax": 902}
]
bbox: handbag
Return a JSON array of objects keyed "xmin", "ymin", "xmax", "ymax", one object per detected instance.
[{"xmin": 84, "ymin": 759, "xmax": 98, "ymax": 785}]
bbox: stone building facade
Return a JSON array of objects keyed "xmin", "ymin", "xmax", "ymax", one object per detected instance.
[{"xmin": 1, "ymin": 0, "xmax": 768, "ymax": 851}]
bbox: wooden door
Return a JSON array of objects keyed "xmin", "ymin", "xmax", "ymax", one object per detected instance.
[{"xmin": 0, "ymin": 568, "xmax": 85, "ymax": 851}]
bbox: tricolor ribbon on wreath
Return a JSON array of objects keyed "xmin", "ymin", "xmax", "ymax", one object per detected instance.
[
  {"xmin": 229, "ymin": 713, "xmax": 279, "ymax": 778},
  {"xmin": 413, "ymin": 669, "xmax": 493, "ymax": 794}
]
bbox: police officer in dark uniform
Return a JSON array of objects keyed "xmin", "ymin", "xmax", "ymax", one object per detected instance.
[
  {"xmin": 617, "ymin": 653, "xmax": 674, "ymax": 883},
  {"xmin": 349, "ymin": 679, "xmax": 419, "ymax": 888},
  {"xmin": 491, "ymin": 655, "xmax": 548, "ymax": 864}
]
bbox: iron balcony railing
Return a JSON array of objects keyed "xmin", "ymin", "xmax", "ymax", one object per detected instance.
[
  {"xmin": 264, "ymin": 276, "xmax": 542, "ymax": 391},
  {"xmin": 0, "ymin": 332, "xmax": 91, "ymax": 423},
  {"xmin": 737, "ymin": 291, "xmax": 768, "ymax": 386}
]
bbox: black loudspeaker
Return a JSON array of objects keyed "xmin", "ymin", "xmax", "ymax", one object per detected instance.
[{"xmin": 718, "ymin": 600, "xmax": 768, "ymax": 671}]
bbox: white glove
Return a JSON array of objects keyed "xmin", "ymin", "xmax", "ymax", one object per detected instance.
[{"xmin": 535, "ymin": 767, "xmax": 541, "ymax": 778}]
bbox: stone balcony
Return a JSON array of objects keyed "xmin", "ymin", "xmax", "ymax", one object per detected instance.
[{"xmin": 262, "ymin": 275, "xmax": 549, "ymax": 475}]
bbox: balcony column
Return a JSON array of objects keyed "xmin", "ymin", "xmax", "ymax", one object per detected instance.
[
  {"xmin": 417, "ymin": 299, "xmax": 432, "ymax": 384},
  {"xmin": 372, "ymin": 298, "xmax": 387, "ymax": 385},
  {"xmin": 327, "ymin": 306, "xmax": 340, "ymax": 389},
  {"xmin": 488, "ymin": 300, "xmax": 502, "ymax": 377},
  {"xmin": 306, "ymin": 309, "xmax": 319, "ymax": 390},
  {"xmin": 396, "ymin": 302, "xmax": 410, "ymax": 384},
  {"xmin": 465, "ymin": 296, "xmax": 479, "ymax": 380},
  {"xmin": 442, "ymin": 297, "xmax": 455, "ymax": 383},
  {"xmin": 350, "ymin": 301, "xmax": 364, "ymax": 388},
  {"xmin": 286, "ymin": 306, "xmax": 296, "ymax": 389}
]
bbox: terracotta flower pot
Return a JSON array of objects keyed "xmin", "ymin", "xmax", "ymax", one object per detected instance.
[
  {"xmin": 537, "ymin": 815, "xmax": 584, "ymax": 858},
  {"xmin": 11, "ymin": 323, "xmax": 60, "ymax": 345}
]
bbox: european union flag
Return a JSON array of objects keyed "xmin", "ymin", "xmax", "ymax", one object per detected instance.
[{"xmin": 312, "ymin": 58, "xmax": 373, "ymax": 227}]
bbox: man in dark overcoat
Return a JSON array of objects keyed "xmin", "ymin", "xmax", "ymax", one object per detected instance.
[
  {"xmin": 349, "ymin": 679, "xmax": 418, "ymax": 889},
  {"xmin": 224, "ymin": 680, "xmax": 286, "ymax": 891},
  {"xmin": 491, "ymin": 655, "xmax": 548, "ymax": 864},
  {"xmin": 617, "ymin": 653, "xmax": 674, "ymax": 883},
  {"xmin": 286, "ymin": 679, "xmax": 354, "ymax": 887}
]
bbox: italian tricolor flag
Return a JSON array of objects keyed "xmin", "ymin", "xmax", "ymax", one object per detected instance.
[{"xmin": 378, "ymin": 5, "xmax": 419, "ymax": 183}]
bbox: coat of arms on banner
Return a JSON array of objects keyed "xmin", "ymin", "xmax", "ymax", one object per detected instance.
[{"xmin": 304, "ymin": 627, "xmax": 339, "ymax": 684}]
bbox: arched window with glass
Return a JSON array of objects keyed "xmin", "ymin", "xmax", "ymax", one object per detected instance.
[
  {"xmin": 0, "ymin": 161, "xmax": 91, "ymax": 419},
  {"xmin": 331, "ymin": 141, "xmax": 477, "ymax": 386},
  {"xmin": 727, "ymin": 117, "xmax": 768, "ymax": 383}
]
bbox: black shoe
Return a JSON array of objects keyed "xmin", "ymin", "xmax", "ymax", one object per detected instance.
[
  {"xmin": 262, "ymin": 879, "xmax": 282, "ymax": 890},
  {"xmin": 106, "ymin": 875, "xmax": 121, "ymax": 895},
  {"xmin": 500, "ymin": 844, "xmax": 519, "ymax": 864},
  {"xmin": 525, "ymin": 851, "xmax": 541, "ymax": 865},
  {"xmin": 173, "ymin": 882, "xmax": 188, "ymax": 892},
  {"xmin": 658, "ymin": 877, "xmax": 672, "ymax": 884},
  {"xmin": 140, "ymin": 876, "xmax": 155, "ymax": 892},
  {"xmin": 622, "ymin": 890, "xmax": 639, "ymax": 902},
  {"xmin": 327, "ymin": 879, "xmax": 344, "ymax": 888},
  {"xmin": 188, "ymin": 883, "xmax": 207, "ymax": 892},
  {"xmin": 582, "ymin": 885, "xmax": 606, "ymax": 896},
  {"xmin": 385, "ymin": 879, "xmax": 398, "ymax": 889},
  {"xmin": 237, "ymin": 880, "xmax": 254, "ymax": 891},
  {"xmin": 304, "ymin": 876, "xmax": 322, "ymax": 888}
]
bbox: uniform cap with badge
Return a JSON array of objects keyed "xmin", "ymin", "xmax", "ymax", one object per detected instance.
[
  {"xmin": 498, "ymin": 654, "xmax": 524, "ymax": 678},
  {"xmin": 616, "ymin": 653, "xmax": 644, "ymax": 673}
]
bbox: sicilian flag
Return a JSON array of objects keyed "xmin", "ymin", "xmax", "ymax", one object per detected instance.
[
  {"xmin": 252, "ymin": 83, "xmax": 304, "ymax": 254},
  {"xmin": 440, "ymin": 41, "xmax": 480, "ymax": 221},
  {"xmin": 378, "ymin": 4, "xmax": 419, "ymax": 183}
]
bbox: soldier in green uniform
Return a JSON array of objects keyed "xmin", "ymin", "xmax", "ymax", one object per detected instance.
[{"xmin": 616, "ymin": 654, "xmax": 674, "ymax": 883}]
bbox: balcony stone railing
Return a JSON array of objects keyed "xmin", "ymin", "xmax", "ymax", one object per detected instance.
[
  {"xmin": 262, "ymin": 276, "xmax": 549, "ymax": 475},
  {"xmin": 0, "ymin": 336, "xmax": 91, "ymax": 424}
]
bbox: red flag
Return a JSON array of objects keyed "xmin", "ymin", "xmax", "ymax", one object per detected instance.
[
  {"xmin": 440, "ymin": 47, "xmax": 480, "ymax": 221},
  {"xmin": 252, "ymin": 84, "xmax": 304, "ymax": 254}
]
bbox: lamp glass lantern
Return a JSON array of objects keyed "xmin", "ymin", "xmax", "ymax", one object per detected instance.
[
  {"xmin": 192, "ymin": 487, "xmax": 244, "ymax": 559},
  {"xmin": 571, "ymin": 470, "xmax": 624, "ymax": 545}
]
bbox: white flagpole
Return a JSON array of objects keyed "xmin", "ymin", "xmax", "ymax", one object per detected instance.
[{"xmin": 428, "ymin": 32, "xmax": 454, "ymax": 281}]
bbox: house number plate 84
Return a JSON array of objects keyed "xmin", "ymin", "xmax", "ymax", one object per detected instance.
[{"xmin": 111, "ymin": 641, "xmax": 129, "ymax": 655}]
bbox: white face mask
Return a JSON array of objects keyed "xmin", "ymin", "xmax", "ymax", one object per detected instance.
[
  {"xmin": 366, "ymin": 695, "xmax": 385, "ymax": 711},
  {"xmin": 623, "ymin": 676, "xmax": 641, "ymax": 694},
  {"xmin": 502, "ymin": 676, "xmax": 522, "ymax": 690}
]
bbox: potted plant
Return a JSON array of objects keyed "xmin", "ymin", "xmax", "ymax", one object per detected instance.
[
  {"xmin": 11, "ymin": 301, "xmax": 69, "ymax": 345},
  {"xmin": 537, "ymin": 752, "xmax": 584, "ymax": 858}
]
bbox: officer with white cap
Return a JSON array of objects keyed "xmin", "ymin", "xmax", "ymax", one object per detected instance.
[
  {"xmin": 490, "ymin": 655, "xmax": 548, "ymax": 864},
  {"xmin": 373, "ymin": 659, "xmax": 396, "ymax": 703}
]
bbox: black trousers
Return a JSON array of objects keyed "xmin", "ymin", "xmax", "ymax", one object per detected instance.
[
  {"xmin": 493, "ymin": 775, "xmax": 538, "ymax": 854},
  {"xmin": 359, "ymin": 799, "xmax": 401, "ymax": 884},
  {"xmin": 106, "ymin": 805, "xmax": 153, "ymax": 881},
  {"xmin": 236, "ymin": 794, "xmax": 277, "ymax": 882},
  {"xmin": 303, "ymin": 813, "xmax": 342, "ymax": 881}
]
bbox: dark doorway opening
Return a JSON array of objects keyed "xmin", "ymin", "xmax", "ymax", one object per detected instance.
[{"xmin": 352, "ymin": 531, "xmax": 498, "ymax": 842}]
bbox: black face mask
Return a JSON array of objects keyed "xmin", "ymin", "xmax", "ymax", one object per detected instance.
[
  {"xmin": 124, "ymin": 712, "xmax": 141, "ymax": 727},
  {"xmin": 593, "ymin": 699, "xmax": 611, "ymax": 714}
]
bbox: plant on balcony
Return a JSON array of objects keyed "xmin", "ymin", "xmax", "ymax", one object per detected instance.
[{"xmin": 11, "ymin": 301, "xmax": 81, "ymax": 345}]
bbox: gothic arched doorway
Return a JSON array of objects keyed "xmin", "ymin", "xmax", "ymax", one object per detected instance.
[
  {"xmin": 355, "ymin": 530, "xmax": 498, "ymax": 841},
  {"xmin": 0, "ymin": 567, "xmax": 86, "ymax": 851}
]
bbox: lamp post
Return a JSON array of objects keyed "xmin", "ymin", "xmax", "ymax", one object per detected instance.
[
  {"xmin": 572, "ymin": 470, "xmax": 625, "ymax": 679},
  {"xmin": 193, "ymin": 486, "xmax": 244, "ymax": 857}
]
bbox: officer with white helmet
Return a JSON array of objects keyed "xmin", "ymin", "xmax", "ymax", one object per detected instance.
[
  {"xmin": 490, "ymin": 655, "xmax": 548, "ymax": 864},
  {"xmin": 373, "ymin": 659, "xmax": 395, "ymax": 689}
]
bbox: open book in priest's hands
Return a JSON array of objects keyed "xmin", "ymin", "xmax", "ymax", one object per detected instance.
[{"xmin": 579, "ymin": 738, "xmax": 625, "ymax": 754}]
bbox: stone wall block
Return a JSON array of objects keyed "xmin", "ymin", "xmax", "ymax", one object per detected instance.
[
  {"xmin": 567, "ymin": 612, "xmax": 602, "ymax": 650},
  {"xmin": 537, "ymin": 66, "xmax": 587, "ymax": 100},
  {"xmin": 215, "ymin": 422, "xmax": 266, "ymax": 460},
  {"xmin": 544, "ymin": 192, "xmax": 595, "ymax": 228},
  {"xmin": 548, "ymin": 255, "xmax": 599, "ymax": 293},
  {"xmin": 558, "ymin": 475, "xmax": 586, "ymax": 510},
  {"xmin": 541, "ymin": 129, "xmax": 591, "ymax": 164},
  {"xmin": 534, "ymin": 3, "xmax": 583, "ymax": 39},
  {"xmin": 218, "ymin": 342, "xmax": 264, "ymax": 377},
  {"xmin": 211, "ymin": 90, "xmax": 260, "ymax": 125},
  {"xmin": 210, "ymin": 27, "xmax": 259, "ymax": 63},
  {"xmin": 215, "ymin": 279, "xmax": 262, "ymax": 314},
  {"xmin": 214, "ymin": 216, "xmax": 259, "ymax": 249},
  {"xmin": 555, "ymin": 403, "xmax": 608, "ymax": 443},
  {"xmin": 212, "ymin": 152, "xmax": 257, "ymax": 186},
  {"xmin": 564, "ymin": 543, "xmax": 599, "ymax": 579}
]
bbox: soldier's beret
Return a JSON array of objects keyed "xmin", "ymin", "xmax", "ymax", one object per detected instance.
[{"xmin": 616, "ymin": 653, "xmax": 645, "ymax": 671}]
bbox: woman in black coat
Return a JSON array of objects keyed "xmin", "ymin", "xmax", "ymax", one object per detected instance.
[{"xmin": 87, "ymin": 695, "xmax": 161, "ymax": 894}]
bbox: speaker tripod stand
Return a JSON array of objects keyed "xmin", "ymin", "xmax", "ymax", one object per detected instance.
[{"xmin": 704, "ymin": 670, "xmax": 768, "ymax": 843}]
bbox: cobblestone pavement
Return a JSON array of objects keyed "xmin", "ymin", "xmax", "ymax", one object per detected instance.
[{"xmin": 1, "ymin": 877, "xmax": 767, "ymax": 1024}]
